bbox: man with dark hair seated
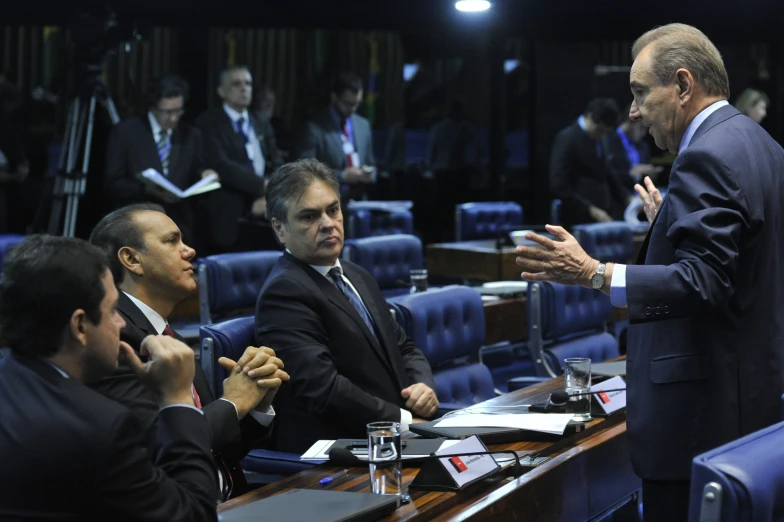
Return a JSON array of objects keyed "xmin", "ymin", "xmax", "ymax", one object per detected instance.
[
  {"xmin": 0, "ymin": 235, "xmax": 218, "ymax": 521},
  {"xmin": 550, "ymin": 97, "xmax": 633, "ymax": 226},
  {"xmin": 89, "ymin": 203, "xmax": 288, "ymax": 501},
  {"xmin": 256, "ymin": 159, "xmax": 437, "ymax": 453}
]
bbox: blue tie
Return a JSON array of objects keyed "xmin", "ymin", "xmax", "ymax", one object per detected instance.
[
  {"xmin": 235, "ymin": 117, "xmax": 255, "ymax": 172},
  {"xmin": 328, "ymin": 267, "xmax": 378, "ymax": 343}
]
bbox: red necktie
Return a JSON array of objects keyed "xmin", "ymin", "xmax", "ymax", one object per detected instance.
[
  {"xmin": 343, "ymin": 122, "xmax": 355, "ymax": 167},
  {"xmin": 162, "ymin": 324, "xmax": 202, "ymax": 409}
]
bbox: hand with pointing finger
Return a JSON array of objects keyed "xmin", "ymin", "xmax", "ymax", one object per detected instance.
[
  {"xmin": 514, "ymin": 225, "xmax": 600, "ymax": 288},
  {"xmin": 635, "ymin": 176, "xmax": 663, "ymax": 223}
]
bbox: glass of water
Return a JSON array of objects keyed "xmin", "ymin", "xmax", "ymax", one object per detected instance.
[
  {"xmin": 410, "ymin": 269, "xmax": 428, "ymax": 294},
  {"xmin": 367, "ymin": 421, "xmax": 411, "ymax": 504},
  {"xmin": 564, "ymin": 357, "xmax": 592, "ymax": 421}
]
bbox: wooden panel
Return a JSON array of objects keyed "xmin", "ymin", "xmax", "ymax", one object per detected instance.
[{"xmin": 482, "ymin": 297, "xmax": 527, "ymax": 345}]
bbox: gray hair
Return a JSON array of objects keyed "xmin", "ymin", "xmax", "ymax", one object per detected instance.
[
  {"xmin": 632, "ymin": 23, "xmax": 730, "ymax": 99},
  {"xmin": 266, "ymin": 159, "xmax": 340, "ymax": 223},
  {"xmin": 219, "ymin": 65, "xmax": 252, "ymax": 88}
]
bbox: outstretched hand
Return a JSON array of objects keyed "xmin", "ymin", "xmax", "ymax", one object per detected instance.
[{"xmin": 514, "ymin": 224, "xmax": 598, "ymax": 287}]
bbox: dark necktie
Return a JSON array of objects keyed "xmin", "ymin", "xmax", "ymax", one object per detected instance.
[
  {"xmin": 157, "ymin": 130, "xmax": 170, "ymax": 175},
  {"xmin": 235, "ymin": 117, "xmax": 255, "ymax": 172},
  {"xmin": 328, "ymin": 267, "xmax": 377, "ymax": 342}
]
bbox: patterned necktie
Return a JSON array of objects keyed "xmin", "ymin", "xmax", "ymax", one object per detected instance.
[
  {"xmin": 342, "ymin": 121, "xmax": 355, "ymax": 167},
  {"xmin": 328, "ymin": 267, "xmax": 377, "ymax": 342},
  {"xmin": 157, "ymin": 130, "xmax": 170, "ymax": 175},
  {"xmin": 162, "ymin": 324, "xmax": 202, "ymax": 409}
]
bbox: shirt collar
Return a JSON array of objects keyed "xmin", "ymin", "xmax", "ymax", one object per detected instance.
[
  {"xmin": 147, "ymin": 111, "xmax": 171, "ymax": 138},
  {"xmin": 286, "ymin": 249, "xmax": 342, "ymax": 279},
  {"xmin": 47, "ymin": 363, "xmax": 69, "ymax": 379},
  {"xmin": 577, "ymin": 115, "xmax": 588, "ymax": 132},
  {"xmin": 223, "ymin": 103, "xmax": 249, "ymax": 124},
  {"xmin": 678, "ymin": 100, "xmax": 729, "ymax": 154},
  {"xmin": 123, "ymin": 291, "xmax": 167, "ymax": 335}
]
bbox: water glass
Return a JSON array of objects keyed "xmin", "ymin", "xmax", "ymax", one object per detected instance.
[
  {"xmin": 564, "ymin": 357, "xmax": 592, "ymax": 421},
  {"xmin": 410, "ymin": 269, "xmax": 428, "ymax": 293},
  {"xmin": 367, "ymin": 421, "xmax": 410, "ymax": 504}
]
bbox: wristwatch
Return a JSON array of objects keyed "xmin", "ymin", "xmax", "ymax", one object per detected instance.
[{"xmin": 591, "ymin": 263, "xmax": 606, "ymax": 290}]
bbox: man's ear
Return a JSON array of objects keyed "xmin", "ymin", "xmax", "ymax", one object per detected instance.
[
  {"xmin": 118, "ymin": 246, "xmax": 143, "ymax": 278},
  {"xmin": 68, "ymin": 309, "xmax": 89, "ymax": 348},
  {"xmin": 675, "ymin": 68, "xmax": 694, "ymax": 105},
  {"xmin": 271, "ymin": 219, "xmax": 286, "ymax": 244},
  {"xmin": 217, "ymin": 85, "xmax": 226, "ymax": 100}
]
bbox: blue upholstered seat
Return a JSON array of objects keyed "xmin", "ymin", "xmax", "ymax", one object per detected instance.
[
  {"xmin": 390, "ymin": 286, "xmax": 495, "ymax": 414},
  {"xmin": 573, "ymin": 221, "xmax": 634, "ymax": 263},
  {"xmin": 199, "ymin": 317, "xmax": 314, "ymax": 484},
  {"xmin": 346, "ymin": 207, "xmax": 414, "ymax": 239},
  {"xmin": 689, "ymin": 421, "xmax": 784, "ymax": 522},
  {"xmin": 454, "ymin": 202, "xmax": 523, "ymax": 241},
  {"xmin": 342, "ymin": 234, "xmax": 423, "ymax": 297},
  {"xmin": 198, "ymin": 251, "xmax": 282, "ymax": 325}
]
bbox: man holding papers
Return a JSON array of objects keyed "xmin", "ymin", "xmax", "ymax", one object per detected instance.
[{"xmin": 104, "ymin": 74, "xmax": 215, "ymax": 247}]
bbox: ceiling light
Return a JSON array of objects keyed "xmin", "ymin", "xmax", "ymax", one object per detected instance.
[{"xmin": 455, "ymin": 0, "xmax": 491, "ymax": 13}]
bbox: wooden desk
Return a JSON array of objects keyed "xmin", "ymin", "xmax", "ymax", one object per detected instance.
[{"xmin": 219, "ymin": 374, "xmax": 639, "ymax": 521}]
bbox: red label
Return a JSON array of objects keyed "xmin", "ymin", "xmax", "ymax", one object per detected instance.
[
  {"xmin": 449, "ymin": 457, "xmax": 468, "ymax": 473},
  {"xmin": 598, "ymin": 391, "xmax": 611, "ymax": 404}
]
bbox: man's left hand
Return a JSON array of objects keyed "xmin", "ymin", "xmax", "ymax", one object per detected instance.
[
  {"xmin": 401, "ymin": 383, "xmax": 438, "ymax": 418},
  {"xmin": 514, "ymin": 224, "xmax": 598, "ymax": 288}
]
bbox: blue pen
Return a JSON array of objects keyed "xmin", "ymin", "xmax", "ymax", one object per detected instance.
[{"xmin": 319, "ymin": 469, "xmax": 349, "ymax": 486}]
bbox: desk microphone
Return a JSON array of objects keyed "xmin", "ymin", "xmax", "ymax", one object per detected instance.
[
  {"xmin": 328, "ymin": 447, "xmax": 524, "ymax": 478},
  {"xmin": 548, "ymin": 388, "xmax": 627, "ymax": 406}
]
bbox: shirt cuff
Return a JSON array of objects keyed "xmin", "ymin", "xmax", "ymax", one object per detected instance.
[
  {"xmin": 400, "ymin": 408, "xmax": 413, "ymax": 432},
  {"xmin": 610, "ymin": 263, "xmax": 628, "ymax": 308},
  {"xmin": 160, "ymin": 404, "xmax": 204, "ymax": 415},
  {"xmin": 248, "ymin": 405, "xmax": 276, "ymax": 427}
]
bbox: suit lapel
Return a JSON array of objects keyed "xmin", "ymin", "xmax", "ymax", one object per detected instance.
[
  {"xmin": 321, "ymin": 110, "xmax": 347, "ymax": 168},
  {"xmin": 341, "ymin": 263, "xmax": 396, "ymax": 364}
]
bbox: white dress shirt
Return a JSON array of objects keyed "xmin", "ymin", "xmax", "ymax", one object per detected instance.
[
  {"xmin": 123, "ymin": 291, "xmax": 275, "ymax": 425},
  {"xmin": 307, "ymin": 258, "xmax": 413, "ymax": 432},
  {"xmin": 148, "ymin": 112, "xmax": 173, "ymax": 176},
  {"xmin": 609, "ymin": 100, "xmax": 730, "ymax": 308},
  {"xmin": 223, "ymin": 104, "xmax": 266, "ymax": 177}
]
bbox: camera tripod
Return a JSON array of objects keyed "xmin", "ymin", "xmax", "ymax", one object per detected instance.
[{"xmin": 47, "ymin": 77, "xmax": 120, "ymax": 237}]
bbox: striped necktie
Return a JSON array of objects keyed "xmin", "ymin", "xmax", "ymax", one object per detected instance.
[
  {"xmin": 157, "ymin": 130, "xmax": 171, "ymax": 175},
  {"xmin": 328, "ymin": 267, "xmax": 377, "ymax": 342}
]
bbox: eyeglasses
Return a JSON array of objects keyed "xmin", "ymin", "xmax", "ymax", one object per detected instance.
[{"xmin": 154, "ymin": 107, "xmax": 185, "ymax": 117}]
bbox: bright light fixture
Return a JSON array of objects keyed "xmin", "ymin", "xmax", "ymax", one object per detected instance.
[{"xmin": 455, "ymin": 0, "xmax": 491, "ymax": 12}]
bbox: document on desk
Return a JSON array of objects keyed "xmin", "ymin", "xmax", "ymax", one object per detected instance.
[
  {"xmin": 300, "ymin": 439, "xmax": 461, "ymax": 461},
  {"xmin": 433, "ymin": 413, "xmax": 575, "ymax": 435}
]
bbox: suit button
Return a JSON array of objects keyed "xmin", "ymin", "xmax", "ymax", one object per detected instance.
[{"xmin": 644, "ymin": 307, "xmax": 652, "ymax": 316}]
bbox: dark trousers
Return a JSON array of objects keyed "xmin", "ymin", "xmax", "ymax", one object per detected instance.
[{"xmin": 642, "ymin": 479, "xmax": 690, "ymax": 522}]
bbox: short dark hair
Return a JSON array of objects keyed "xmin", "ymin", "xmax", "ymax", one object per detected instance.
[
  {"xmin": 147, "ymin": 74, "xmax": 189, "ymax": 108},
  {"xmin": 331, "ymin": 72, "xmax": 363, "ymax": 96},
  {"xmin": 266, "ymin": 159, "xmax": 340, "ymax": 224},
  {"xmin": 89, "ymin": 203, "xmax": 166, "ymax": 286},
  {"xmin": 0, "ymin": 235, "xmax": 108, "ymax": 358},
  {"xmin": 585, "ymin": 97, "xmax": 621, "ymax": 128}
]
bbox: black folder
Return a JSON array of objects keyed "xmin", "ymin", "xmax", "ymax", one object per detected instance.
[
  {"xmin": 409, "ymin": 418, "xmax": 585, "ymax": 445},
  {"xmin": 218, "ymin": 489, "xmax": 399, "ymax": 522}
]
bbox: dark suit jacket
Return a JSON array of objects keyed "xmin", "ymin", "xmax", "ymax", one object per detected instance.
[
  {"xmin": 603, "ymin": 128, "xmax": 651, "ymax": 191},
  {"xmin": 624, "ymin": 105, "xmax": 784, "ymax": 481},
  {"xmin": 104, "ymin": 116, "xmax": 204, "ymax": 241},
  {"xmin": 255, "ymin": 253, "xmax": 435, "ymax": 452},
  {"xmin": 549, "ymin": 121, "xmax": 631, "ymax": 226},
  {"xmin": 89, "ymin": 292, "xmax": 268, "ymax": 496},
  {"xmin": 0, "ymin": 349, "xmax": 217, "ymax": 521},
  {"xmin": 195, "ymin": 108, "xmax": 283, "ymax": 250}
]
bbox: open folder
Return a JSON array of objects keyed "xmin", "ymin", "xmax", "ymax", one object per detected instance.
[{"xmin": 139, "ymin": 169, "xmax": 221, "ymax": 199}]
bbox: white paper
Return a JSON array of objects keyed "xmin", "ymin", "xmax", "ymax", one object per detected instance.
[
  {"xmin": 433, "ymin": 413, "xmax": 574, "ymax": 435},
  {"xmin": 591, "ymin": 375, "xmax": 627, "ymax": 414},
  {"xmin": 435, "ymin": 435, "xmax": 499, "ymax": 488},
  {"xmin": 299, "ymin": 439, "xmax": 461, "ymax": 462},
  {"xmin": 140, "ymin": 169, "xmax": 221, "ymax": 199}
]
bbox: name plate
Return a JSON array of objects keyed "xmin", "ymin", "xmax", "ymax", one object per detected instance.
[
  {"xmin": 409, "ymin": 435, "xmax": 500, "ymax": 492},
  {"xmin": 591, "ymin": 375, "xmax": 627, "ymax": 415}
]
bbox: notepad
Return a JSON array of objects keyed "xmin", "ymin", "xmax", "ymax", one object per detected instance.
[
  {"xmin": 433, "ymin": 413, "xmax": 575, "ymax": 436},
  {"xmin": 139, "ymin": 169, "xmax": 221, "ymax": 199}
]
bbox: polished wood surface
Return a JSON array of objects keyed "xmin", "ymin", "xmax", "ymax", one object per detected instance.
[
  {"xmin": 483, "ymin": 297, "xmax": 527, "ymax": 345},
  {"xmin": 219, "ymin": 373, "xmax": 639, "ymax": 521}
]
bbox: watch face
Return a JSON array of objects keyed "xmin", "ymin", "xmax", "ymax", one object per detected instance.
[{"xmin": 591, "ymin": 273, "xmax": 604, "ymax": 290}]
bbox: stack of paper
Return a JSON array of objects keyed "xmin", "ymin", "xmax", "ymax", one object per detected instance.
[
  {"xmin": 433, "ymin": 413, "xmax": 575, "ymax": 435},
  {"xmin": 140, "ymin": 169, "xmax": 221, "ymax": 199},
  {"xmin": 300, "ymin": 439, "xmax": 461, "ymax": 462}
]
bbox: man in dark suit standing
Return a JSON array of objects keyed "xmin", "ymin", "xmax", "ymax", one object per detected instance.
[
  {"xmin": 515, "ymin": 24, "xmax": 784, "ymax": 522},
  {"xmin": 0, "ymin": 235, "xmax": 218, "ymax": 521},
  {"xmin": 104, "ymin": 75, "xmax": 213, "ymax": 245},
  {"xmin": 255, "ymin": 159, "xmax": 437, "ymax": 453},
  {"xmin": 296, "ymin": 73, "xmax": 376, "ymax": 203},
  {"xmin": 196, "ymin": 66, "xmax": 283, "ymax": 253},
  {"xmin": 550, "ymin": 97, "xmax": 632, "ymax": 226},
  {"xmin": 89, "ymin": 203, "xmax": 289, "ymax": 500}
]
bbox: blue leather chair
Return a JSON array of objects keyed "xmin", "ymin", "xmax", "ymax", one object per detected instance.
[
  {"xmin": 517, "ymin": 281, "xmax": 619, "ymax": 379},
  {"xmin": 572, "ymin": 222, "xmax": 634, "ymax": 264},
  {"xmin": 480, "ymin": 341, "xmax": 543, "ymax": 393},
  {"xmin": 346, "ymin": 207, "xmax": 414, "ymax": 238},
  {"xmin": 689, "ymin": 421, "xmax": 784, "ymax": 522},
  {"xmin": 198, "ymin": 251, "xmax": 282, "ymax": 325},
  {"xmin": 0, "ymin": 234, "xmax": 24, "ymax": 270},
  {"xmin": 391, "ymin": 286, "xmax": 495, "ymax": 415},
  {"xmin": 342, "ymin": 234, "xmax": 423, "ymax": 297},
  {"xmin": 200, "ymin": 317, "xmax": 315, "ymax": 484},
  {"xmin": 455, "ymin": 202, "xmax": 523, "ymax": 241}
]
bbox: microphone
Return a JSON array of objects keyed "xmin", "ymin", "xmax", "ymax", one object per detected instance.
[
  {"xmin": 328, "ymin": 446, "xmax": 524, "ymax": 478},
  {"xmin": 548, "ymin": 387, "xmax": 627, "ymax": 407}
]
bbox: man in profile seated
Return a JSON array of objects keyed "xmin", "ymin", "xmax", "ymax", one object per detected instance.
[
  {"xmin": 256, "ymin": 159, "xmax": 438, "ymax": 453},
  {"xmin": 0, "ymin": 235, "xmax": 218, "ymax": 521},
  {"xmin": 89, "ymin": 203, "xmax": 288, "ymax": 500}
]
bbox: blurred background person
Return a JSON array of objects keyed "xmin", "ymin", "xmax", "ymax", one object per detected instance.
[{"xmin": 734, "ymin": 87, "xmax": 769, "ymax": 124}]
